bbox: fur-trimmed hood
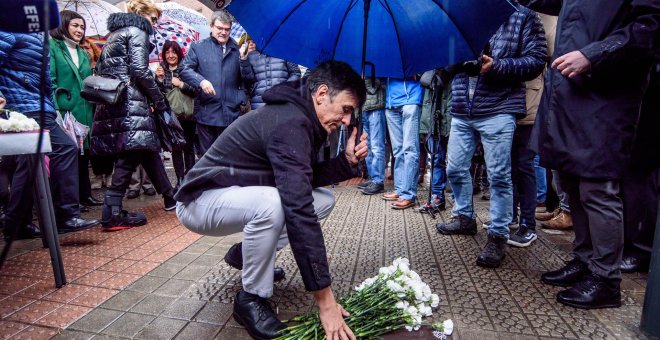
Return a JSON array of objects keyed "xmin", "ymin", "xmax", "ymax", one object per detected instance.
[{"xmin": 107, "ymin": 12, "xmax": 153, "ymax": 35}]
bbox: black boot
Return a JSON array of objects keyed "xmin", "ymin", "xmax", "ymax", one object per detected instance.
[
  {"xmin": 541, "ymin": 258, "xmax": 588, "ymax": 287},
  {"xmin": 436, "ymin": 215, "xmax": 477, "ymax": 235},
  {"xmin": 233, "ymin": 289, "xmax": 287, "ymax": 340},
  {"xmin": 556, "ymin": 273, "xmax": 621, "ymax": 309},
  {"xmin": 225, "ymin": 242, "xmax": 286, "ymax": 282},
  {"xmin": 101, "ymin": 193, "xmax": 147, "ymax": 232},
  {"xmin": 476, "ymin": 234, "xmax": 507, "ymax": 268}
]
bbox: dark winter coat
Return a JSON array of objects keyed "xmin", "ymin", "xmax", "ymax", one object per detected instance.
[
  {"xmin": 247, "ymin": 52, "xmax": 300, "ymax": 109},
  {"xmin": 520, "ymin": 0, "xmax": 659, "ymax": 179},
  {"xmin": 450, "ymin": 5, "xmax": 547, "ymax": 118},
  {"xmin": 179, "ymin": 36, "xmax": 254, "ymax": 127},
  {"xmin": 175, "ymin": 80, "xmax": 356, "ymax": 292},
  {"xmin": 0, "ymin": 33, "xmax": 56, "ymax": 116},
  {"xmin": 91, "ymin": 13, "xmax": 168, "ymax": 155}
]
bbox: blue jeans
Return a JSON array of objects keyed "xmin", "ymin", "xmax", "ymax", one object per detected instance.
[
  {"xmin": 386, "ymin": 105, "xmax": 420, "ymax": 201},
  {"xmin": 533, "ymin": 155, "xmax": 546, "ymax": 203},
  {"xmin": 447, "ymin": 114, "xmax": 516, "ymax": 237},
  {"xmin": 362, "ymin": 109, "xmax": 386, "ymax": 184},
  {"xmin": 426, "ymin": 135, "xmax": 448, "ymax": 196}
]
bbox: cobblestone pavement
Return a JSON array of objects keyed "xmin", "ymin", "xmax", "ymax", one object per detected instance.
[{"xmin": 0, "ymin": 178, "xmax": 652, "ymax": 339}]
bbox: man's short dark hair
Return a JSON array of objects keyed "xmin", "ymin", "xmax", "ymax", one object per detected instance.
[{"xmin": 307, "ymin": 61, "xmax": 366, "ymax": 107}]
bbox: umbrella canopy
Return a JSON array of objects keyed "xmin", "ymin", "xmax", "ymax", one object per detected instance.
[
  {"xmin": 56, "ymin": 0, "xmax": 122, "ymax": 38},
  {"xmin": 227, "ymin": 0, "xmax": 515, "ymax": 78},
  {"xmin": 156, "ymin": 2, "xmax": 212, "ymax": 39},
  {"xmin": 150, "ymin": 15, "xmax": 201, "ymax": 63}
]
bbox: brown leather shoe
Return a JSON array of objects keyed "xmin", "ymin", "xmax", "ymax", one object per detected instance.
[
  {"xmin": 391, "ymin": 199, "xmax": 415, "ymax": 210},
  {"xmin": 382, "ymin": 192, "xmax": 400, "ymax": 201},
  {"xmin": 536, "ymin": 208, "xmax": 559, "ymax": 221},
  {"xmin": 542, "ymin": 211, "xmax": 573, "ymax": 230}
]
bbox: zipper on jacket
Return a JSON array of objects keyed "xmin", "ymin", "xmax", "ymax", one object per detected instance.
[{"xmin": 467, "ymin": 75, "xmax": 481, "ymax": 117}]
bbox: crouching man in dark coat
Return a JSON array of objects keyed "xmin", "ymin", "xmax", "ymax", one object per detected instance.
[
  {"xmin": 517, "ymin": 0, "xmax": 659, "ymax": 310},
  {"xmin": 174, "ymin": 61, "xmax": 367, "ymax": 340}
]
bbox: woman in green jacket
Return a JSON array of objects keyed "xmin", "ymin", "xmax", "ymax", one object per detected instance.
[{"xmin": 49, "ymin": 10, "xmax": 101, "ymax": 208}]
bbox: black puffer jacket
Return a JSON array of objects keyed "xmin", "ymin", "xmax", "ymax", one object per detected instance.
[
  {"xmin": 91, "ymin": 13, "xmax": 167, "ymax": 155},
  {"xmin": 247, "ymin": 52, "xmax": 300, "ymax": 109},
  {"xmin": 450, "ymin": 5, "xmax": 547, "ymax": 118}
]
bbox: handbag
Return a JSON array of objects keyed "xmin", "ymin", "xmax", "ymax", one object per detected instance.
[
  {"xmin": 80, "ymin": 74, "xmax": 127, "ymax": 105},
  {"xmin": 155, "ymin": 110, "xmax": 186, "ymax": 152},
  {"xmin": 166, "ymin": 87, "xmax": 194, "ymax": 120}
]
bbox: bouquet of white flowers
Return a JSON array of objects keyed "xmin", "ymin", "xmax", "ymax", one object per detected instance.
[
  {"xmin": 0, "ymin": 111, "xmax": 40, "ymax": 132},
  {"xmin": 276, "ymin": 258, "xmax": 440, "ymax": 339}
]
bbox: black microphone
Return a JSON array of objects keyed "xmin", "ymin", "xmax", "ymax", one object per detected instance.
[{"xmin": 0, "ymin": 0, "xmax": 60, "ymax": 33}]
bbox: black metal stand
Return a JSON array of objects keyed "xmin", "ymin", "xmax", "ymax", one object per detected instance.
[{"xmin": 640, "ymin": 198, "xmax": 660, "ymax": 337}]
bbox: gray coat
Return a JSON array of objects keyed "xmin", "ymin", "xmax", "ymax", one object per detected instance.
[
  {"xmin": 520, "ymin": 0, "xmax": 659, "ymax": 179},
  {"xmin": 179, "ymin": 36, "xmax": 254, "ymax": 127}
]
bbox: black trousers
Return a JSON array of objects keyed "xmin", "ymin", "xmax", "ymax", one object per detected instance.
[
  {"xmin": 512, "ymin": 125, "xmax": 537, "ymax": 228},
  {"xmin": 621, "ymin": 167, "xmax": 659, "ymax": 261},
  {"xmin": 78, "ymin": 151, "xmax": 93, "ymax": 199},
  {"xmin": 6, "ymin": 113, "xmax": 80, "ymax": 226},
  {"xmin": 172, "ymin": 120, "xmax": 196, "ymax": 178},
  {"xmin": 107, "ymin": 150, "xmax": 173, "ymax": 199},
  {"xmin": 90, "ymin": 154, "xmax": 114, "ymax": 176},
  {"xmin": 559, "ymin": 173, "xmax": 623, "ymax": 280},
  {"xmin": 197, "ymin": 123, "xmax": 226, "ymax": 156}
]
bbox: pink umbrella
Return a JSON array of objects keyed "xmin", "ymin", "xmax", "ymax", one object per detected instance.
[{"xmin": 149, "ymin": 15, "xmax": 200, "ymax": 63}]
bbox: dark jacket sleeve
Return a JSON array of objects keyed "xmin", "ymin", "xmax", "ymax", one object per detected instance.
[
  {"xmin": 240, "ymin": 58, "xmax": 255, "ymax": 89},
  {"xmin": 580, "ymin": 0, "xmax": 660, "ymax": 74},
  {"xmin": 180, "ymin": 81, "xmax": 197, "ymax": 97},
  {"xmin": 486, "ymin": 12, "xmax": 548, "ymax": 83},
  {"xmin": 128, "ymin": 29, "xmax": 167, "ymax": 112},
  {"xmin": 179, "ymin": 43, "xmax": 205, "ymax": 88},
  {"xmin": 266, "ymin": 118, "xmax": 332, "ymax": 292},
  {"xmin": 286, "ymin": 62, "xmax": 301, "ymax": 82},
  {"xmin": 515, "ymin": 0, "xmax": 563, "ymax": 16},
  {"xmin": 312, "ymin": 156, "xmax": 356, "ymax": 188}
]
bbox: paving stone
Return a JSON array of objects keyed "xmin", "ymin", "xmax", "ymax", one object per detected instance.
[
  {"xmin": 68, "ymin": 308, "xmax": 123, "ymax": 333},
  {"xmin": 193, "ymin": 301, "xmax": 233, "ymax": 325},
  {"xmin": 135, "ymin": 317, "xmax": 187, "ymax": 340},
  {"xmin": 173, "ymin": 265, "xmax": 212, "ymax": 281},
  {"xmin": 175, "ymin": 322, "xmax": 221, "ymax": 339},
  {"xmin": 102, "ymin": 312, "xmax": 155, "ymax": 338},
  {"xmin": 130, "ymin": 295, "xmax": 175, "ymax": 316},
  {"xmin": 148, "ymin": 263, "xmax": 186, "ymax": 278},
  {"xmin": 51, "ymin": 329, "xmax": 95, "ymax": 340},
  {"xmin": 161, "ymin": 298, "xmax": 207, "ymax": 320},
  {"xmin": 100, "ymin": 290, "xmax": 147, "ymax": 311},
  {"xmin": 165, "ymin": 253, "xmax": 200, "ymax": 266},
  {"xmin": 153, "ymin": 279, "xmax": 196, "ymax": 297},
  {"xmin": 126, "ymin": 275, "xmax": 169, "ymax": 293}
]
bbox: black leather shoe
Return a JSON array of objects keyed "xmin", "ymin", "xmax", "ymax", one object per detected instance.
[
  {"xmin": 81, "ymin": 196, "xmax": 103, "ymax": 206},
  {"xmin": 225, "ymin": 242, "xmax": 286, "ymax": 282},
  {"xmin": 3, "ymin": 223, "xmax": 41, "ymax": 241},
  {"xmin": 59, "ymin": 217, "xmax": 99, "ymax": 234},
  {"xmin": 620, "ymin": 256, "xmax": 650, "ymax": 273},
  {"xmin": 163, "ymin": 195, "xmax": 177, "ymax": 211},
  {"xmin": 556, "ymin": 273, "xmax": 621, "ymax": 309},
  {"xmin": 233, "ymin": 289, "xmax": 287, "ymax": 340},
  {"xmin": 126, "ymin": 190, "xmax": 140, "ymax": 199},
  {"xmin": 541, "ymin": 258, "xmax": 588, "ymax": 287}
]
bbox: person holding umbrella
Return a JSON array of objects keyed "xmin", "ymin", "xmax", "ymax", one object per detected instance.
[{"xmin": 175, "ymin": 61, "xmax": 367, "ymax": 340}]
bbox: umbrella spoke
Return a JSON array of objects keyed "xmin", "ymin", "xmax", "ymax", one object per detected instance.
[{"xmin": 330, "ymin": 0, "xmax": 358, "ymax": 62}]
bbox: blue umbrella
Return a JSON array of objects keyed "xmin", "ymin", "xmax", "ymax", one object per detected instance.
[{"xmin": 226, "ymin": 0, "xmax": 516, "ymax": 78}]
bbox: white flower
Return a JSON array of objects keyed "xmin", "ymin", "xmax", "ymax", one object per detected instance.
[
  {"xmin": 386, "ymin": 280, "xmax": 404, "ymax": 293},
  {"xmin": 443, "ymin": 319, "xmax": 454, "ymax": 335},
  {"xmin": 405, "ymin": 325, "xmax": 413, "ymax": 332},
  {"xmin": 430, "ymin": 294, "xmax": 440, "ymax": 308},
  {"xmin": 0, "ymin": 111, "xmax": 39, "ymax": 132}
]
